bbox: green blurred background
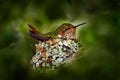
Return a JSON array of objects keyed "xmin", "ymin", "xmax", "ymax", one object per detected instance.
[{"xmin": 0, "ymin": 0, "xmax": 120, "ymax": 80}]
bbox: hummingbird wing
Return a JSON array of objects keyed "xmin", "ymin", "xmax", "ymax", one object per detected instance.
[
  {"xmin": 44, "ymin": 32, "xmax": 56, "ymax": 39},
  {"xmin": 28, "ymin": 24, "xmax": 49, "ymax": 41}
]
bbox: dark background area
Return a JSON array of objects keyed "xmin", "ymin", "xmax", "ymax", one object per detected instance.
[{"xmin": 0, "ymin": 0, "xmax": 120, "ymax": 80}]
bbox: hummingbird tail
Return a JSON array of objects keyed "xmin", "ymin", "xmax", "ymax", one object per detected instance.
[
  {"xmin": 28, "ymin": 24, "xmax": 40, "ymax": 34},
  {"xmin": 28, "ymin": 24, "xmax": 49, "ymax": 41}
]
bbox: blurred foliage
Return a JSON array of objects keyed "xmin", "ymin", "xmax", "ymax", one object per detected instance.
[{"xmin": 0, "ymin": 0, "xmax": 120, "ymax": 80}]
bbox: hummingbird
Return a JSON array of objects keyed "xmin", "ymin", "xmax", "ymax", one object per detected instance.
[{"xmin": 28, "ymin": 22, "xmax": 86, "ymax": 42}]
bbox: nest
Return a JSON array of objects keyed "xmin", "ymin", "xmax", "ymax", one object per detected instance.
[{"xmin": 30, "ymin": 39, "xmax": 80, "ymax": 71}]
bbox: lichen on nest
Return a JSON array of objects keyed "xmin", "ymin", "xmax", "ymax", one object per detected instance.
[{"xmin": 30, "ymin": 39, "xmax": 80, "ymax": 71}]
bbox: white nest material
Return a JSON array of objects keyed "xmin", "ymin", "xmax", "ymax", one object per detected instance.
[{"xmin": 30, "ymin": 39, "xmax": 80, "ymax": 71}]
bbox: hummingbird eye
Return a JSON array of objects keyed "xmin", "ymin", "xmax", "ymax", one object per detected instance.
[
  {"xmin": 63, "ymin": 27, "xmax": 70, "ymax": 31},
  {"xmin": 63, "ymin": 28, "xmax": 66, "ymax": 31}
]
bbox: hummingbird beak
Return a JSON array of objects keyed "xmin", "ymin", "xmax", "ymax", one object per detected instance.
[{"xmin": 74, "ymin": 22, "xmax": 86, "ymax": 28}]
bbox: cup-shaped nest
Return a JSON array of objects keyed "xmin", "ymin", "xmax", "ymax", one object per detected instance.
[{"xmin": 30, "ymin": 39, "xmax": 80, "ymax": 71}]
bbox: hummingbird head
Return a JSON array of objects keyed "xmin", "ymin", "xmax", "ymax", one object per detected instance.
[{"xmin": 57, "ymin": 22, "xmax": 86, "ymax": 39}]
